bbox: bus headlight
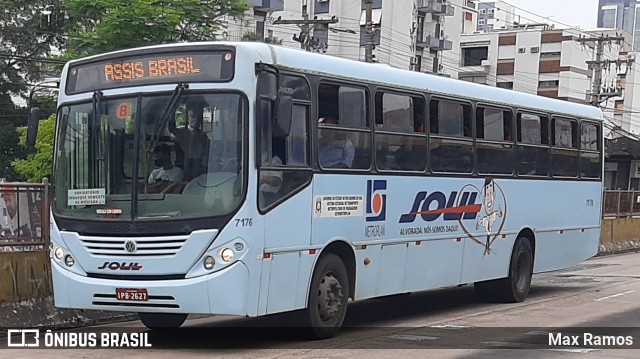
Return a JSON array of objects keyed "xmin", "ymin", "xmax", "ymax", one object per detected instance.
[
  {"xmin": 203, "ymin": 256, "xmax": 215, "ymax": 270},
  {"xmin": 220, "ymin": 248, "xmax": 234, "ymax": 262},
  {"xmin": 64, "ymin": 255, "xmax": 75, "ymax": 267},
  {"xmin": 54, "ymin": 247, "xmax": 64, "ymax": 260}
]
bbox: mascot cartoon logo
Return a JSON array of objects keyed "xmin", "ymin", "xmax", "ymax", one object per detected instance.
[{"xmin": 458, "ymin": 178, "xmax": 507, "ymax": 255}]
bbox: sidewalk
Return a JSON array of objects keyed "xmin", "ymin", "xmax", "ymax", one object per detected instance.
[
  {"xmin": 598, "ymin": 239, "xmax": 640, "ymax": 256},
  {"xmin": 0, "ymin": 297, "xmax": 136, "ymax": 334}
]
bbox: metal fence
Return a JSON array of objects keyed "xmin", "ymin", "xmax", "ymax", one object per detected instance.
[
  {"xmin": 602, "ymin": 190, "xmax": 640, "ymax": 218},
  {"xmin": 0, "ymin": 179, "xmax": 50, "ymax": 251}
]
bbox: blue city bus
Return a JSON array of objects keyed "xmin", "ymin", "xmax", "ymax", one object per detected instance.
[{"xmin": 32, "ymin": 42, "xmax": 603, "ymax": 338}]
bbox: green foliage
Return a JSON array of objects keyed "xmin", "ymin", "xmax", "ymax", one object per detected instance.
[
  {"xmin": 0, "ymin": 0, "xmax": 66, "ymax": 181},
  {"xmin": 13, "ymin": 115, "xmax": 56, "ymax": 183},
  {"xmin": 0, "ymin": 0, "xmax": 67, "ymax": 97},
  {"xmin": 0, "ymin": 94, "xmax": 28, "ymax": 181},
  {"xmin": 241, "ymin": 31, "xmax": 282, "ymax": 44},
  {"xmin": 65, "ymin": 0, "xmax": 248, "ymax": 56},
  {"xmin": 2, "ymin": 94, "xmax": 57, "ymax": 182},
  {"xmin": 241, "ymin": 31, "xmax": 264, "ymax": 41},
  {"xmin": 0, "ymin": 123, "xmax": 27, "ymax": 182}
]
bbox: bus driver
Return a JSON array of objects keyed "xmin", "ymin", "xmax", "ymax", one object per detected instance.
[
  {"xmin": 146, "ymin": 144, "xmax": 184, "ymax": 193},
  {"xmin": 318, "ymin": 116, "xmax": 354, "ymax": 169}
]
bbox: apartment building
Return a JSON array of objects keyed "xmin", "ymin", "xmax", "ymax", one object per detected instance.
[
  {"xmin": 597, "ymin": 0, "xmax": 640, "ymax": 49},
  {"xmin": 457, "ymin": 26, "xmax": 626, "ymax": 106},
  {"xmin": 220, "ymin": 0, "xmax": 285, "ymax": 42},
  {"xmin": 266, "ymin": 0, "xmax": 477, "ymax": 78},
  {"xmin": 461, "ymin": 28, "xmax": 637, "ymax": 117},
  {"xmin": 476, "ymin": 0, "xmax": 515, "ymax": 32}
]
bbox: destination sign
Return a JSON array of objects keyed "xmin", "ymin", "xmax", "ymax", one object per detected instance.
[
  {"xmin": 104, "ymin": 56, "xmax": 202, "ymax": 81},
  {"xmin": 66, "ymin": 51, "xmax": 235, "ymax": 94}
]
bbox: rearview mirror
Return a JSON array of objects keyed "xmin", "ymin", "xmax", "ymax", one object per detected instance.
[
  {"xmin": 257, "ymin": 72, "xmax": 278, "ymax": 101},
  {"xmin": 27, "ymin": 107, "xmax": 40, "ymax": 147},
  {"xmin": 273, "ymin": 96, "xmax": 292, "ymax": 138}
]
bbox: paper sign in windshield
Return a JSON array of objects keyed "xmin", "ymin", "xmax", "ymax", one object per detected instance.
[{"xmin": 68, "ymin": 188, "xmax": 106, "ymax": 206}]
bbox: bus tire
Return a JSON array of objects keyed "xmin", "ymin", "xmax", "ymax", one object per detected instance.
[
  {"xmin": 474, "ymin": 237, "xmax": 533, "ymax": 303},
  {"xmin": 138, "ymin": 313, "xmax": 188, "ymax": 330},
  {"xmin": 304, "ymin": 253, "xmax": 349, "ymax": 340}
]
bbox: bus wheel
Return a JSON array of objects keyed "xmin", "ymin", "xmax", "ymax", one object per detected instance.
[
  {"xmin": 305, "ymin": 253, "xmax": 349, "ymax": 339},
  {"xmin": 474, "ymin": 237, "xmax": 533, "ymax": 303},
  {"xmin": 138, "ymin": 313, "xmax": 188, "ymax": 330}
]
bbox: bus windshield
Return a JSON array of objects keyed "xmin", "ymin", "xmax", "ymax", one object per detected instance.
[{"xmin": 52, "ymin": 92, "xmax": 245, "ymax": 221}]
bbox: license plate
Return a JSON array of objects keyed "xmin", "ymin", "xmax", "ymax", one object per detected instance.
[{"xmin": 115, "ymin": 288, "xmax": 148, "ymax": 301}]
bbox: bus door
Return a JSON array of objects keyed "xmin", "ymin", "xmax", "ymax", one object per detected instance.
[{"xmin": 257, "ymin": 71, "xmax": 314, "ymax": 313}]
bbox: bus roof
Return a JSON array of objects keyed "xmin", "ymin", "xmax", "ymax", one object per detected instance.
[
  {"xmin": 259, "ymin": 43, "xmax": 604, "ymax": 122},
  {"xmin": 66, "ymin": 41, "xmax": 604, "ymax": 122}
]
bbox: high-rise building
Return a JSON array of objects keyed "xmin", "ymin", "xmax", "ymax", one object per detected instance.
[
  {"xmin": 596, "ymin": 0, "xmax": 640, "ymax": 49},
  {"xmin": 457, "ymin": 26, "xmax": 629, "ymax": 105},
  {"xmin": 476, "ymin": 0, "xmax": 516, "ymax": 32}
]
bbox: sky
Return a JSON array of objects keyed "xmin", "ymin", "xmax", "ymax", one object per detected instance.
[{"xmin": 503, "ymin": 0, "xmax": 599, "ymax": 30}]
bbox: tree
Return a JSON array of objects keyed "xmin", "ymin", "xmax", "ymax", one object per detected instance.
[
  {"xmin": 65, "ymin": 0, "xmax": 248, "ymax": 56},
  {"xmin": 0, "ymin": 113, "xmax": 27, "ymax": 181},
  {"xmin": 0, "ymin": 0, "xmax": 67, "ymax": 181},
  {"xmin": 13, "ymin": 114, "xmax": 55, "ymax": 183}
]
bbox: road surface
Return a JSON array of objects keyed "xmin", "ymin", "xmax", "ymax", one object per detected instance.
[{"xmin": 3, "ymin": 252, "xmax": 640, "ymax": 358}]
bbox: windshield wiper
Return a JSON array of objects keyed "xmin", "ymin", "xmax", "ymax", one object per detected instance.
[
  {"xmin": 148, "ymin": 83, "xmax": 189, "ymax": 152},
  {"xmin": 89, "ymin": 91, "xmax": 104, "ymax": 188},
  {"xmin": 92, "ymin": 90, "xmax": 105, "ymax": 162}
]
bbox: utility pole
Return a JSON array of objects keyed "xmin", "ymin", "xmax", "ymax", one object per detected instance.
[
  {"xmin": 364, "ymin": 0, "xmax": 374, "ymax": 62},
  {"xmin": 273, "ymin": 2, "xmax": 338, "ymax": 52},
  {"xmin": 578, "ymin": 33, "xmax": 634, "ymax": 107}
]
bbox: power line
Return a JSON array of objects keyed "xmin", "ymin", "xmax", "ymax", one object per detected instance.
[
  {"xmin": 271, "ymin": 1, "xmax": 338, "ymax": 52},
  {"xmin": 577, "ymin": 34, "xmax": 632, "ymax": 107},
  {"xmin": 0, "ymin": 53, "xmax": 66, "ymax": 65}
]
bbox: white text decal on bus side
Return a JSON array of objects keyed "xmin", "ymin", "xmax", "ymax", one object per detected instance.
[
  {"xmin": 68, "ymin": 188, "xmax": 106, "ymax": 206},
  {"xmin": 314, "ymin": 195, "xmax": 364, "ymax": 218}
]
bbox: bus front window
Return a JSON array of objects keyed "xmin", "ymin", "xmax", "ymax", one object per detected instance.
[{"xmin": 52, "ymin": 93, "xmax": 245, "ymax": 221}]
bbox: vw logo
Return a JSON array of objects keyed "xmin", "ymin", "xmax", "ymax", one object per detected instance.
[{"xmin": 124, "ymin": 240, "xmax": 137, "ymax": 253}]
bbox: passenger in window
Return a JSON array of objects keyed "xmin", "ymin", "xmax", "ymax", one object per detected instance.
[
  {"xmin": 169, "ymin": 105, "xmax": 210, "ymax": 180},
  {"xmin": 260, "ymin": 151, "xmax": 283, "ymax": 194},
  {"xmin": 146, "ymin": 144, "xmax": 184, "ymax": 193},
  {"xmin": 318, "ymin": 116, "xmax": 355, "ymax": 168},
  {"xmin": 259, "ymin": 147, "xmax": 284, "ymax": 208},
  {"xmin": 415, "ymin": 114, "xmax": 425, "ymax": 133}
]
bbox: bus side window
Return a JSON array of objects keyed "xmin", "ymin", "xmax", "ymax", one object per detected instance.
[
  {"xmin": 317, "ymin": 83, "xmax": 370, "ymax": 170},
  {"xmin": 259, "ymin": 74, "xmax": 312, "ymax": 210},
  {"xmin": 516, "ymin": 112, "xmax": 549, "ymax": 176},
  {"xmin": 374, "ymin": 92, "xmax": 426, "ymax": 172},
  {"xmin": 551, "ymin": 117, "xmax": 579, "ymax": 178},
  {"xmin": 475, "ymin": 107, "xmax": 514, "ymax": 175},
  {"xmin": 429, "ymin": 99, "xmax": 473, "ymax": 173},
  {"xmin": 288, "ymin": 104, "xmax": 308, "ymax": 166},
  {"xmin": 580, "ymin": 121, "xmax": 601, "ymax": 179}
]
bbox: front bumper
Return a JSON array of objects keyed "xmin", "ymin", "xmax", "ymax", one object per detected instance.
[{"xmin": 52, "ymin": 260, "xmax": 250, "ymax": 315}]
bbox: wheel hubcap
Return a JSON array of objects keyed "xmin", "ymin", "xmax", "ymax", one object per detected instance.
[{"xmin": 317, "ymin": 273, "xmax": 343, "ymax": 321}]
